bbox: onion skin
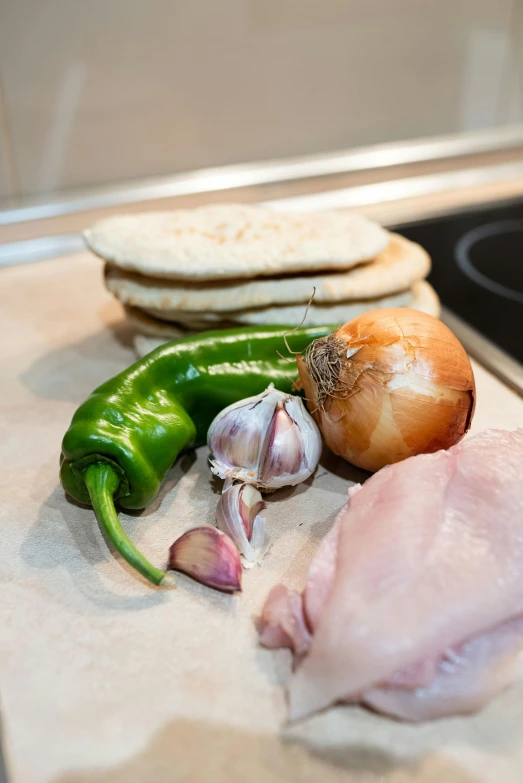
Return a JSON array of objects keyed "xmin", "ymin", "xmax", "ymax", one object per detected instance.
[{"xmin": 297, "ymin": 308, "xmax": 476, "ymax": 472}]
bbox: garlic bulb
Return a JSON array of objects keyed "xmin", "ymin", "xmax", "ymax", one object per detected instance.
[
  {"xmin": 216, "ymin": 481, "xmax": 268, "ymax": 563},
  {"xmin": 207, "ymin": 385, "xmax": 322, "ymax": 491},
  {"xmin": 298, "ymin": 308, "xmax": 475, "ymax": 473}
]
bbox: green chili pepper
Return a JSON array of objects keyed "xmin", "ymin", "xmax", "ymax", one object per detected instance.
[{"xmin": 60, "ymin": 324, "xmax": 333, "ymax": 586}]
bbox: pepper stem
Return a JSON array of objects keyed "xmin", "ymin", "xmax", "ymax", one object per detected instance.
[{"xmin": 84, "ymin": 462, "xmax": 175, "ymax": 587}]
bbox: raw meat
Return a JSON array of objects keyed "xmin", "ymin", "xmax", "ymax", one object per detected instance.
[
  {"xmin": 363, "ymin": 615, "xmax": 523, "ymax": 721},
  {"xmin": 258, "ymin": 585, "xmax": 311, "ymax": 656},
  {"xmin": 258, "ymin": 429, "xmax": 523, "ymax": 721}
]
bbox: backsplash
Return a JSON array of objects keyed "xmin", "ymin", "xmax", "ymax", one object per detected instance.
[{"xmin": 0, "ymin": 0, "xmax": 522, "ymax": 201}]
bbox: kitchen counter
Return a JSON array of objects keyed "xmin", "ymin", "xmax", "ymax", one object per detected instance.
[{"xmin": 1, "ymin": 251, "xmax": 523, "ymax": 783}]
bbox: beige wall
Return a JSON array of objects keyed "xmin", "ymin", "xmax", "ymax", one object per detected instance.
[
  {"xmin": 0, "ymin": 164, "xmax": 7, "ymax": 202},
  {"xmin": 0, "ymin": 0, "xmax": 521, "ymax": 201}
]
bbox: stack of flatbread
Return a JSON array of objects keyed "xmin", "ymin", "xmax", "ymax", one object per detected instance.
[{"xmin": 85, "ymin": 204, "xmax": 440, "ymax": 357}]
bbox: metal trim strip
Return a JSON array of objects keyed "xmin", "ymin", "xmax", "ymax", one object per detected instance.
[
  {"xmin": 262, "ymin": 161, "xmax": 523, "ymax": 212},
  {"xmin": 2, "ymin": 125, "xmax": 523, "ymax": 225}
]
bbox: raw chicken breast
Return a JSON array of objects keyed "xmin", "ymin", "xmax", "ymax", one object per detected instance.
[
  {"xmin": 363, "ymin": 615, "xmax": 523, "ymax": 721},
  {"xmin": 258, "ymin": 429, "xmax": 523, "ymax": 721}
]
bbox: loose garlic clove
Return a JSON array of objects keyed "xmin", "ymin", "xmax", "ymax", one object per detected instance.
[
  {"xmin": 216, "ymin": 482, "xmax": 267, "ymax": 563},
  {"xmin": 208, "ymin": 385, "xmax": 322, "ymax": 491},
  {"xmin": 168, "ymin": 527, "xmax": 242, "ymax": 592}
]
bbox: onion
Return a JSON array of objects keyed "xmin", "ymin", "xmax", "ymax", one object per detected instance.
[{"xmin": 297, "ymin": 308, "xmax": 475, "ymax": 472}]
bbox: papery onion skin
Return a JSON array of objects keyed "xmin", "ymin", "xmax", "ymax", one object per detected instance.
[{"xmin": 297, "ymin": 308, "xmax": 476, "ymax": 472}]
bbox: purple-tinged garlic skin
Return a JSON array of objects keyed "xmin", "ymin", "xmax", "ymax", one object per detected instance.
[
  {"xmin": 168, "ymin": 527, "xmax": 242, "ymax": 592},
  {"xmin": 259, "ymin": 403, "xmax": 304, "ymax": 486},
  {"xmin": 207, "ymin": 386, "xmax": 322, "ymax": 491}
]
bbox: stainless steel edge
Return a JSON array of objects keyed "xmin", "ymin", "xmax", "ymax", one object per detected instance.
[
  {"xmin": 0, "ymin": 234, "xmax": 86, "ymax": 267},
  {"xmin": 262, "ymin": 161, "xmax": 523, "ymax": 212},
  {"xmin": 2, "ymin": 125, "xmax": 523, "ymax": 225},
  {"xmin": 441, "ymin": 309, "xmax": 523, "ymax": 397}
]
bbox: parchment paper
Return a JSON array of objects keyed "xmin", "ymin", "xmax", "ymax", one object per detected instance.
[{"xmin": 2, "ymin": 253, "xmax": 523, "ymax": 783}]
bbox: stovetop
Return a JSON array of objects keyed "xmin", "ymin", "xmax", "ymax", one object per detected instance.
[{"xmin": 398, "ymin": 200, "xmax": 523, "ymax": 387}]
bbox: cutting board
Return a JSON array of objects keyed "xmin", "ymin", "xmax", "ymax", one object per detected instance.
[{"xmin": 1, "ymin": 253, "xmax": 523, "ymax": 783}]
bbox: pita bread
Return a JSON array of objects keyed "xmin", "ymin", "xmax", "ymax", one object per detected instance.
[
  {"xmin": 145, "ymin": 289, "xmax": 413, "ymax": 327},
  {"xmin": 105, "ymin": 234, "xmax": 429, "ymax": 313},
  {"xmin": 132, "ymin": 282, "xmax": 440, "ymax": 357},
  {"xmin": 408, "ymin": 279, "xmax": 440, "ymax": 317},
  {"xmin": 123, "ymin": 306, "xmax": 194, "ymax": 339},
  {"xmin": 86, "ymin": 204, "xmax": 389, "ymax": 281},
  {"xmin": 124, "ymin": 281, "xmax": 439, "ymax": 337}
]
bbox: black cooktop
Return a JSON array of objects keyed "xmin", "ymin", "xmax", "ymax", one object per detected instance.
[{"xmin": 398, "ymin": 200, "xmax": 523, "ymax": 365}]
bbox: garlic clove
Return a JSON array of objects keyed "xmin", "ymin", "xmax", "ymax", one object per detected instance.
[
  {"xmin": 216, "ymin": 482, "xmax": 267, "ymax": 563},
  {"xmin": 209, "ymin": 405, "xmax": 264, "ymax": 471},
  {"xmin": 260, "ymin": 397, "xmax": 322, "ymax": 490},
  {"xmin": 168, "ymin": 526, "xmax": 242, "ymax": 592},
  {"xmin": 207, "ymin": 388, "xmax": 278, "ymax": 480},
  {"xmin": 239, "ymin": 483, "xmax": 266, "ymax": 538},
  {"xmin": 284, "ymin": 396, "xmax": 323, "ymax": 473},
  {"xmin": 249, "ymin": 513, "xmax": 270, "ymax": 557},
  {"xmin": 259, "ymin": 403, "xmax": 303, "ymax": 487}
]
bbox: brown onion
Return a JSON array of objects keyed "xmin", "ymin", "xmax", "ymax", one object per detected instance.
[{"xmin": 297, "ymin": 308, "xmax": 475, "ymax": 472}]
